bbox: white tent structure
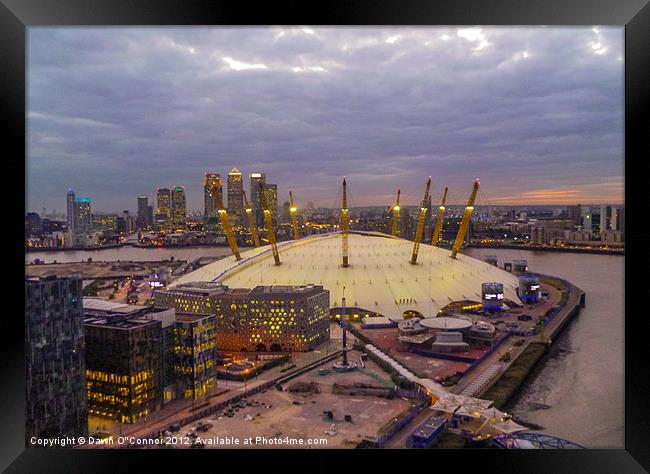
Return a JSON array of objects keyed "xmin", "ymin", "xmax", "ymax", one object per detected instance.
[{"xmin": 173, "ymin": 231, "xmax": 521, "ymax": 319}]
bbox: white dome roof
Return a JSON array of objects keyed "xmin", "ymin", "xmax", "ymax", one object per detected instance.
[{"xmin": 172, "ymin": 231, "xmax": 521, "ymax": 319}]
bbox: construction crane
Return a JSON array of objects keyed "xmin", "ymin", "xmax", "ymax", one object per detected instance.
[
  {"xmin": 212, "ymin": 178, "xmax": 241, "ymax": 261},
  {"xmin": 410, "ymin": 177, "xmax": 431, "ymax": 265},
  {"xmin": 289, "ymin": 191, "xmax": 300, "ymax": 240},
  {"xmin": 242, "ymin": 190, "xmax": 260, "ymax": 247},
  {"xmin": 451, "ymin": 179, "xmax": 480, "ymax": 259},
  {"xmin": 431, "ymin": 186, "xmax": 448, "ymax": 246},
  {"xmin": 391, "ymin": 189, "xmax": 401, "ymax": 237},
  {"xmin": 341, "ymin": 177, "xmax": 349, "ymax": 268},
  {"xmin": 260, "ymin": 181, "xmax": 281, "ymax": 265}
]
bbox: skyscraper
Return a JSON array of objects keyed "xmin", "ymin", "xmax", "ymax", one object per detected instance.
[
  {"xmin": 600, "ymin": 205, "xmax": 611, "ymax": 233},
  {"xmin": 250, "ymin": 173, "xmax": 266, "ymax": 228},
  {"xmin": 203, "ymin": 173, "xmax": 220, "ymax": 221},
  {"xmin": 227, "ymin": 168, "xmax": 244, "ymax": 226},
  {"xmin": 25, "ymin": 276, "xmax": 87, "ymax": 443},
  {"xmin": 74, "ymin": 198, "xmax": 91, "ymax": 232},
  {"xmin": 66, "ymin": 189, "xmax": 75, "ymax": 233},
  {"xmin": 264, "ymin": 183, "xmax": 278, "ymax": 225},
  {"xmin": 156, "ymin": 188, "xmax": 171, "ymax": 226},
  {"xmin": 137, "ymin": 195, "xmax": 149, "ymax": 229},
  {"xmin": 171, "ymin": 186, "xmax": 186, "ymax": 227},
  {"xmin": 581, "ymin": 206, "xmax": 592, "ymax": 233}
]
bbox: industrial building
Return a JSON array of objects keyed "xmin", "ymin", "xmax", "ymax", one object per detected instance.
[
  {"xmin": 25, "ymin": 276, "xmax": 88, "ymax": 442},
  {"xmin": 154, "ymin": 282, "xmax": 330, "ymax": 352}
]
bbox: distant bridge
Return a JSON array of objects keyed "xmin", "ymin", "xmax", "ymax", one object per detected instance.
[{"xmin": 491, "ymin": 432, "xmax": 585, "ymax": 449}]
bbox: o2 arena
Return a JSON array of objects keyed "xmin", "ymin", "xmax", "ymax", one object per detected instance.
[
  {"xmin": 172, "ymin": 230, "xmax": 521, "ymax": 320},
  {"xmin": 173, "ymin": 177, "xmax": 521, "ymax": 320}
]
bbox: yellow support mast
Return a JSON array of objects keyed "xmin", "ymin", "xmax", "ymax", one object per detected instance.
[
  {"xmin": 289, "ymin": 191, "xmax": 300, "ymax": 240},
  {"xmin": 242, "ymin": 190, "xmax": 260, "ymax": 247},
  {"xmin": 341, "ymin": 177, "xmax": 349, "ymax": 268},
  {"xmin": 451, "ymin": 179, "xmax": 480, "ymax": 259},
  {"xmin": 391, "ymin": 189, "xmax": 401, "ymax": 237},
  {"xmin": 212, "ymin": 178, "xmax": 241, "ymax": 261},
  {"xmin": 410, "ymin": 177, "xmax": 431, "ymax": 265},
  {"xmin": 260, "ymin": 181, "xmax": 281, "ymax": 265},
  {"xmin": 431, "ymin": 186, "xmax": 448, "ymax": 246}
]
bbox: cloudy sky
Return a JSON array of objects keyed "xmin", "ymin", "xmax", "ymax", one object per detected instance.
[{"xmin": 27, "ymin": 27, "xmax": 624, "ymax": 213}]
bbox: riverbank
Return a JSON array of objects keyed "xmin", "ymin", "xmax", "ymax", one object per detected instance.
[
  {"xmin": 481, "ymin": 276, "xmax": 585, "ymax": 410},
  {"xmin": 467, "ymin": 243, "xmax": 623, "ymax": 255}
]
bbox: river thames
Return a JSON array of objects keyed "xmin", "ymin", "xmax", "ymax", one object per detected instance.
[{"xmin": 25, "ymin": 245, "xmax": 624, "ymax": 448}]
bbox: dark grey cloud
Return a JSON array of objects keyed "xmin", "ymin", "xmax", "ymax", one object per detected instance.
[{"xmin": 27, "ymin": 26, "xmax": 623, "ymax": 213}]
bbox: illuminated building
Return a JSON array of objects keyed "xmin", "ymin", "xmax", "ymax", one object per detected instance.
[
  {"xmin": 264, "ymin": 183, "xmax": 278, "ymax": 226},
  {"xmin": 171, "ymin": 232, "xmax": 522, "ymax": 320},
  {"xmin": 91, "ymin": 213, "xmax": 117, "ymax": 231},
  {"xmin": 84, "ymin": 304, "xmax": 165, "ymax": 423},
  {"xmin": 250, "ymin": 172, "xmax": 266, "ymax": 228},
  {"xmin": 154, "ymin": 282, "xmax": 330, "ymax": 352},
  {"xmin": 66, "ymin": 189, "xmax": 76, "ymax": 232},
  {"xmin": 518, "ymin": 275, "xmax": 541, "ymax": 303},
  {"xmin": 481, "ymin": 282, "xmax": 504, "ymax": 311},
  {"xmin": 74, "ymin": 197, "xmax": 92, "ymax": 232},
  {"xmin": 25, "ymin": 276, "xmax": 87, "ymax": 441},
  {"xmin": 156, "ymin": 187, "xmax": 171, "ymax": 226},
  {"xmin": 173, "ymin": 313, "xmax": 217, "ymax": 399},
  {"xmin": 227, "ymin": 168, "xmax": 244, "ymax": 226},
  {"xmin": 203, "ymin": 173, "xmax": 220, "ymax": 222},
  {"xmin": 171, "ymin": 186, "xmax": 186, "ymax": 227}
]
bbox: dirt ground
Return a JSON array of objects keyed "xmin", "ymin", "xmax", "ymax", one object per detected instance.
[{"xmin": 183, "ymin": 351, "xmax": 414, "ymax": 449}]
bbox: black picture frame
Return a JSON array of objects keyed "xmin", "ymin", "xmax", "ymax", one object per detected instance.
[{"xmin": 3, "ymin": 0, "xmax": 647, "ymax": 472}]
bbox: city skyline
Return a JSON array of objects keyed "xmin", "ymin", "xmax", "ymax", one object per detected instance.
[{"xmin": 28, "ymin": 27, "xmax": 624, "ymax": 212}]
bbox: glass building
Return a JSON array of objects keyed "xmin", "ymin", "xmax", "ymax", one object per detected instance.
[
  {"xmin": 25, "ymin": 276, "xmax": 87, "ymax": 443},
  {"xmin": 227, "ymin": 167, "xmax": 244, "ymax": 227},
  {"xmin": 170, "ymin": 186, "xmax": 186, "ymax": 227}
]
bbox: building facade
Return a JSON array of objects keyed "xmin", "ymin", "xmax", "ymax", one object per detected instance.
[
  {"xmin": 227, "ymin": 168, "xmax": 244, "ymax": 226},
  {"xmin": 174, "ymin": 313, "xmax": 218, "ymax": 399},
  {"xmin": 25, "ymin": 277, "xmax": 87, "ymax": 442},
  {"xmin": 170, "ymin": 186, "xmax": 186, "ymax": 227},
  {"xmin": 84, "ymin": 313, "xmax": 163, "ymax": 423},
  {"xmin": 156, "ymin": 187, "xmax": 171, "ymax": 227},
  {"xmin": 250, "ymin": 173, "xmax": 266, "ymax": 228},
  {"xmin": 74, "ymin": 198, "xmax": 92, "ymax": 232},
  {"xmin": 203, "ymin": 173, "xmax": 220, "ymax": 222},
  {"xmin": 264, "ymin": 183, "xmax": 278, "ymax": 226},
  {"xmin": 154, "ymin": 282, "xmax": 330, "ymax": 352},
  {"xmin": 66, "ymin": 189, "xmax": 76, "ymax": 233}
]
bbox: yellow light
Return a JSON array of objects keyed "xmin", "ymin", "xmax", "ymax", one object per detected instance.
[
  {"xmin": 393, "ymin": 206, "xmax": 400, "ymax": 211},
  {"xmin": 290, "ymin": 207, "xmax": 297, "ymax": 212}
]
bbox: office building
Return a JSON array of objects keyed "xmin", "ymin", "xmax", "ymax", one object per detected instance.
[
  {"xmin": 174, "ymin": 313, "xmax": 218, "ymax": 399},
  {"xmin": 227, "ymin": 168, "xmax": 244, "ymax": 226},
  {"xmin": 74, "ymin": 198, "xmax": 92, "ymax": 232},
  {"xmin": 84, "ymin": 305, "xmax": 164, "ymax": 423},
  {"xmin": 25, "ymin": 276, "xmax": 87, "ymax": 442},
  {"xmin": 203, "ymin": 173, "xmax": 220, "ymax": 222},
  {"xmin": 66, "ymin": 189, "xmax": 75, "ymax": 233},
  {"xmin": 250, "ymin": 173, "xmax": 266, "ymax": 228},
  {"xmin": 171, "ymin": 186, "xmax": 186, "ymax": 227},
  {"xmin": 156, "ymin": 188, "xmax": 171, "ymax": 226},
  {"xmin": 154, "ymin": 282, "xmax": 330, "ymax": 352},
  {"xmin": 137, "ymin": 195, "xmax": 149, "ymax": 229},
  {"xmin": 581, "ymin": 207, "xmax": 592, "ymax": 233},
  {"xmin": 25, "ymin": 212, "xmax": 42, "ymax": 238},
  {"xmin": 264, "ymin": 183, "xmax": 278, "ymax": 225}
]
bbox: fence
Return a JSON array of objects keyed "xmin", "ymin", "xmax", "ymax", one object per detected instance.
[{"xmin": 372, "ymin": 399, "xmax": 431, "ymax": 448}]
